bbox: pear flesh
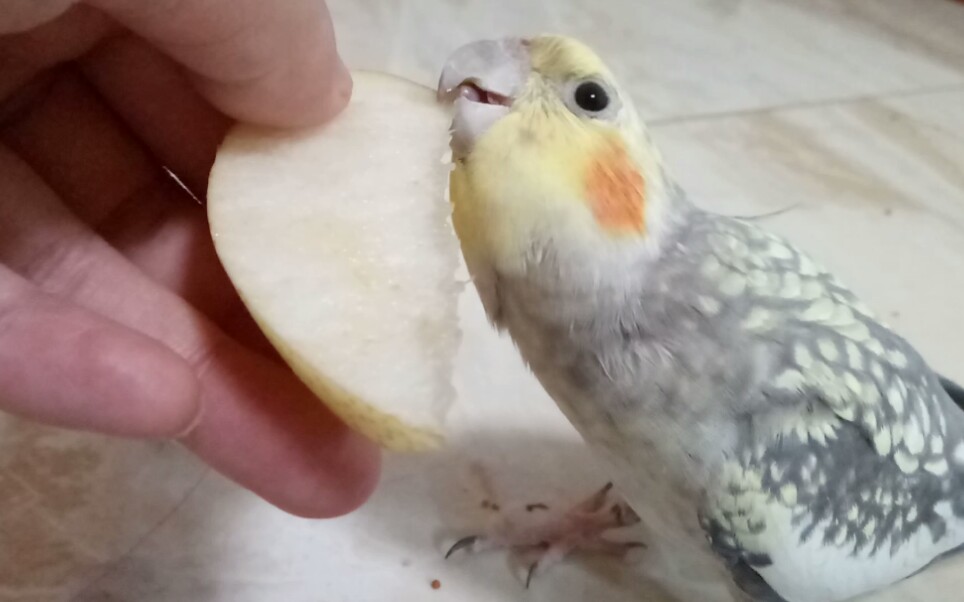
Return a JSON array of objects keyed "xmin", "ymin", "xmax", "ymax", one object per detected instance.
[{"xmin": 208, "ymin": 72, "xmax": 461, "ymax": 452}]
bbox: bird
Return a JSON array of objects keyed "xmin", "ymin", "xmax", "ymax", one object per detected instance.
[{"xmin": 435, "ymin": 34, "xmax": 964, "ymax": 602}]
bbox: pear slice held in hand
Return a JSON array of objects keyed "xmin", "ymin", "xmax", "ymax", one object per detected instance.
[{"xmin": 207, "ymin": 71, "xmax": 461, "ymax": 452}]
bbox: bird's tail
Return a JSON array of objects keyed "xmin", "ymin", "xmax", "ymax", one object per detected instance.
[{"xmin": 940, "ymin": 375, "xmax": 964, "ymax": 411}]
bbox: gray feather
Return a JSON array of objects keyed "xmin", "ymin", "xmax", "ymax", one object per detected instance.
[{"xmin": 488, "ymin": 198, "xmax": 964, "ymax": 602}]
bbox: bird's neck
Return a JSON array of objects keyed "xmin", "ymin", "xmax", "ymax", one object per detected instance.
[{"xmin": 494, "ymin": 191, "xmax": 695, "ymax": 340}]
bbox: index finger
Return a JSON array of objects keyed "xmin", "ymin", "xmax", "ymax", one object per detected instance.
[{"xmin": 87, "ymin": 0, "xmax": 352, "ymax": 127}]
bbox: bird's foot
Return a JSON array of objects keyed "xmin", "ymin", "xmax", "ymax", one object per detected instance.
[{"xmin": 445, "ymin": 482, "xmax": 645, "ymax": 587}]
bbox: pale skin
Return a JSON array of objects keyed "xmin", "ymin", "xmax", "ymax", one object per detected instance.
[{"xmin": 0, "ymin": 0, "xmax": 381, "ymax": 518}]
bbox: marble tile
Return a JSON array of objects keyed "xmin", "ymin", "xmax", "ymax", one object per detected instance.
[
  {"xmin": 787, "ymin": 0, "xmax": 964, "ymax": 72},
  {"xmin": 4, "ymin": 1, "xmax": 964, "ymax": 602},
  {"xmin": 329, "ymin": 0, "xmax": 964, "ymax": 120},
  {"xmin": 0, "ymin": 419, "xmax": 207, "ymax": 600}
]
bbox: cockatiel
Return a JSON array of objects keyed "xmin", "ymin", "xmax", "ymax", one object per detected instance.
[{"xmin": 436, "ymin": 35, "xmax": 964, "ymax": 602}]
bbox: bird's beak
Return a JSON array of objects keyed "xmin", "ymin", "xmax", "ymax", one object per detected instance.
[{"xmin": 437, "ymin": 38, "xmax": 530, "ymax": 159}]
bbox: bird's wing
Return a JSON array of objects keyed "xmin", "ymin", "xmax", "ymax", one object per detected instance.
[{"xmin": 694, "ymin": 218, "xmax": 964, "ymax": 602}]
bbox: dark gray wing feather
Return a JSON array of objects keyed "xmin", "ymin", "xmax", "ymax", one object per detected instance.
[{"xmin": 940, "ymin": 375, "xmax": 964, "ymax": 411}]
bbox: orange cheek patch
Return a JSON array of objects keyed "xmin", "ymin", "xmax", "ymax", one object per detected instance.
[{"xmin": 585, "ymin": 142, "xmax": 646, "ymax": 234}]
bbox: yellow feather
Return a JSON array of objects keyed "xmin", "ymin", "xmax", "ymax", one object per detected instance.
[{"xmin": 529, "ymin": 35, "xmax": 616, "ymax": 81}]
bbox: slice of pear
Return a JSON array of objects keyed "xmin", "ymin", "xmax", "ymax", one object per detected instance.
[{"xmin": 207, "ymin": 71, "xmax": 460, "ymax": 452}]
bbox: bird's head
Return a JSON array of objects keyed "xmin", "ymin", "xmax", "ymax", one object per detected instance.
[{"xmin": 438, "ymin": 35, "xmax": 675, "ymax": 286}]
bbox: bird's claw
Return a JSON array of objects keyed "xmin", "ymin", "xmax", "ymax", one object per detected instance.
[
  {"xmin": 445, "ymin": 535, "xmax": 480, "ymax": 559},
  {"xmin": 444, "ymin": 482, "xmax": 644, "ymax": 587}
]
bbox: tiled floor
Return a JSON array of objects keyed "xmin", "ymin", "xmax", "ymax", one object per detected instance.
[{"xmin": 3, "ymin": 1, "xmax": 964, "ymax": 601}]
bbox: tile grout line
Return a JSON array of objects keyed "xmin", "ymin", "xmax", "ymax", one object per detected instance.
[
  {"xmin": 647, "ymin": 81, "xmax": 964, "ymax": 128},
  {"xmin": 67, "ymin": 468, "xmax": 212, "ymax": 602}
]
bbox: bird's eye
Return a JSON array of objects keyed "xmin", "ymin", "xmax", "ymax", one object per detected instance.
[{"xmin": 573, "ymin": 81, "xmax": 609, "ymax": 113}]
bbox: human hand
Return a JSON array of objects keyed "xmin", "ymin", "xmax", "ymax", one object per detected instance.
[{"xmin": 0, "ymin": 0, "xmax": 380, "ymax": 518}]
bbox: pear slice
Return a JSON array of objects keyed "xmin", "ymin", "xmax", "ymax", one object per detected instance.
[{"xmin": 207, "ymin": 71, "xmax": 460, "ymax": 452}]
